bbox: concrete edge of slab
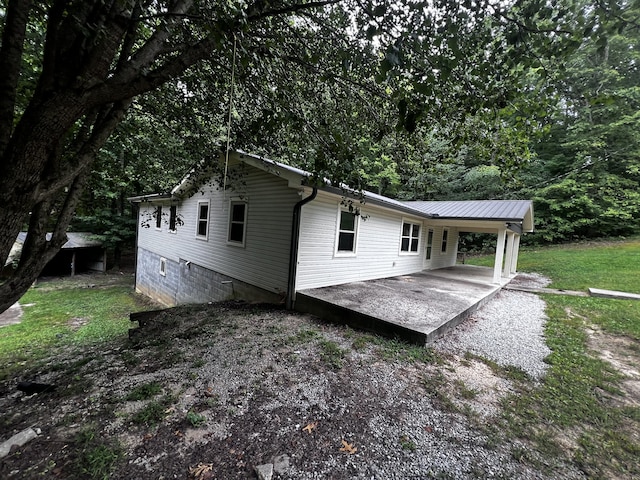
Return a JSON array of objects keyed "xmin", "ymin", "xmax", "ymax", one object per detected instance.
[
  {"xmin": 588, "ymin": 288, "xmax": 640, "ymax": 301},
  {"xmin": 294, "ymin": 294, "xmax": 428, "ymax": 346},
  {"xmin": 295, "ymin": 284, "xmax": 504, "ymax": 347},
  {"xmin": 424, "ymin": 285, "xmax": 503, "ymax": 344}
]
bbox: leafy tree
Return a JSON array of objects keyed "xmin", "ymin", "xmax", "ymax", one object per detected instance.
[
  {"xmin": 523, "ymin": 0, "xmax": 640, "ymax": 242},
  {"xmin": 0, "ymin": 0, "xmax": 600, "ymax": 313}
]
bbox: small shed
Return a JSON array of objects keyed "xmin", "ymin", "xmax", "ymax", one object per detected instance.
[{"xmin": 14, "ymin": 232, "xmax": 107, "ymax": 276}]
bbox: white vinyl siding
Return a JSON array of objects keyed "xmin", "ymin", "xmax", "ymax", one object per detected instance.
[
  {"xmin": 422, "ymin": 226, "xmax": 459, "ymax": 270},
  {"xmin": 295, "ymin": 193, "xmax": 426, "ymax": 290},
  {"xmin": 136, "ymin": 165, "xmax": 300, "ymax": 295}
]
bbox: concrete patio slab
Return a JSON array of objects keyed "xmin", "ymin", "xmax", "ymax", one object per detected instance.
[{"xmin": 295, "ymin": 265, "xmax": 512, "ymax": 345}]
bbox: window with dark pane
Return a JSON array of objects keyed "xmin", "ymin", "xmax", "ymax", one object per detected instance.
[
  {"xmin": 337, "ymin": 210, "xmax": 357, "ymax": 252},
  {"xmin": 197, "ymin": 202, "xmax": 209, "ymax": 237},
  {"xmin": 155, "ymin": 206, "xmax": 162, "ymax": 229},
  {"xmin": 441, "ymin": 229, "xmax": 449, "ymax": 252},
  {"xmin": 228, "ymin": 202, "xmax": 247, "ymax": 243},
  {"xmin": 401, "ymin": 221, "xmax": 420, "ymax": 252},
  {"xmin": 169, "ymin": 205, "xmax": 177, "ymax": 231}
]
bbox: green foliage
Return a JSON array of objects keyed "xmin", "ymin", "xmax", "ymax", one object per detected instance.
[
  {"xmin": 0, "ymin": 283, "xmax": 147, "ymax": 379},
  {"xmin": 131, "ymin": 395, "xmax": 175, "ymax": 427},
  {"xmin": 319, "ymin": 339, "xmax": 346, "ymax": 369},
  {"xmin": 522, "ymin": 4, "xmax": 640, "ymax": 243},
  {"xmin": 126, "ymin": 382, "xmax": 163, "ymax": 401},
  {"xmin": 186, "ymin": 410, "xmax": 207, "ymax": 428},
  {"xmin": 491, "ymin": 239, "xmax": 640, "ymax": 477},
  {"xmin": 75, "ymin": 425, "xmax": 122, "ymax": 480},
  {"xmin": 516, "ymin": 239, "xmax": 640, "ymax": 295}
]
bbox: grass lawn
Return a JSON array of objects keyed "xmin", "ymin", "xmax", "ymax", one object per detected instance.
[
  {"xmin": 0, "ymin": 277, "xmax": 153, "ymax": 380},
  {"xmin": 469, "ymin": 237, "xmax": 640, "ymax": 478}
]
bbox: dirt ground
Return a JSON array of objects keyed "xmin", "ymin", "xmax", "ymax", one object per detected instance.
[{"xmin": 0, "ymin": 273, "xmax": 635, "ymax": 479}]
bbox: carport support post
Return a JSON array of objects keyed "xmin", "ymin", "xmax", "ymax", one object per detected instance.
[
  {"xmin": 503, "ymin": 232, "xmax": 515, "ymax": 277},
  {"xmin": 493, "ymin": 228, "xmax": 507, "ymax": 284},
  {"xmin": 509, "ymin": 234, "xmax": 521, "ymax": 275}
]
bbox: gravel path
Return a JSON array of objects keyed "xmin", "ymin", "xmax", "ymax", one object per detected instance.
[
  {"xmin": 434, "ymin": 273, "xmax": 553, "ymax": 380},
  {"xmin": 2, "ymin": 272, "xmax": 586, "ymax": 480}
]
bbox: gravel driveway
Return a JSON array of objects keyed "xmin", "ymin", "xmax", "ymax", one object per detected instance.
[{"xmin": 0, "ymin": 272, "xmax": 585, "ymax": 480}]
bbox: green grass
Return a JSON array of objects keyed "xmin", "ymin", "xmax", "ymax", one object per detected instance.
[
  {"xmin": 75, "ymin": 424, "xmax": 122, "ymax": 480},
  {"xmin": 518, "ymin": 239, "xmax": 640, "ymax": 293},
  {"xmin": 131, "ymin": 395, "xmax": 175, "ymax": 426},
  {"xmin": 0, "ymin": 283, "xmax": 152, "ymax": 379},
  {"xmin": 126, "ymin": 381, "xmax": 163, "ymax": 401},
  {"xmin": 468, "ymin": 239, "xmax": 640, "ymax": 478}
]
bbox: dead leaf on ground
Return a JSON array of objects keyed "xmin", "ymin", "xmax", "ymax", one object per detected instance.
[
  {"xmin": 302, "ymin": 422, "xmax": 318, "ymax": 433},
  {"xmin": 189, "ymin": 462, "xmax": 214, "ymax": 479},
  {"xmin": 339, "ymin": 439, "xmax": 357, "ymax": 454}
]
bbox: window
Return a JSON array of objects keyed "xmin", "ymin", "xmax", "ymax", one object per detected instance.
[
  {"xmin": 400, "ymin": 221, "xmax": 420, "ymax": 253},
  {"xmin": 336, "ymin": 210, "xmax": 358, "ymax": 254},
  {"xmin": 196, "ymin": 201, "xmax": 209, "ymax": 239},
  {"xmin": 169, "ymin": 205, "xmax": 177, "ymax": 232},
  {"xmin": 441, "ymin": 229, "xmax": 449, "ymax": 252},
  {"xmin": 425, "ymin": 228, "xmax": 434, "ymax": 260},
  {"xmin": 155, "ymin": 206, "xmax": 162, "ymax": 229},
  {"xmin": 159, "ymin": 257, "xmax": 166, "ymax": 276},
  {"xmin": 228, "ymin": 201, "xmax": 247, "ymax": 245}
]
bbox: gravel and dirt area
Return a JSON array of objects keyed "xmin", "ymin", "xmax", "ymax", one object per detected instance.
[{"xmin": 0, "ymin": 272, "xmax": 633, "ymax": 479}]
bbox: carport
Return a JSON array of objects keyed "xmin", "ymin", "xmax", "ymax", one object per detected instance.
[
  {"xmin": 296, "ymin": 264, "xmax": 512, "ymax": 345},
  {"xmin": 408, "ymin": 200, "xmax": 535, "ymax": 284}
]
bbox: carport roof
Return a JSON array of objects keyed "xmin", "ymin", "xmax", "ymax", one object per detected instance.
[{"xmin": 404, "ymin": 200, "xmax": 534, "ymax": 231}]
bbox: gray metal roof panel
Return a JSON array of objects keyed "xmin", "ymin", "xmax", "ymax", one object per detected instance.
[
  {"xmin": 405, "ymin": 200, "xmax": 533, "ymax": 221},
  {"xmin": 16, "ymin": 232, "xmax": 103, "ymax": 249}
]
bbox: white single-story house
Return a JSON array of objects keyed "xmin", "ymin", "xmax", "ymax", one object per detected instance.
[{"xmin": 129, "ymin": 151, "xmax": 533, "ymax": 309}]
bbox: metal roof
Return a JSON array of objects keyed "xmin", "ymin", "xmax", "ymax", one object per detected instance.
[
  {"xmin": 16, "ymin": 232, "xmax": 104, "ymax": 249},
  {"xmin": 405, "ymin": 200, "xmax": 532, "ymax": 221},
  {"xmin": 128, "ymin": 150, "xmax": 534, "ymax": 230},
  {"xmin": 235, "ymin": 151, "xmax": 431, "ymax": 219}
]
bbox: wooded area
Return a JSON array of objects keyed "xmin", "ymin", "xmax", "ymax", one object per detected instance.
[{"xmin": 0, "ymin": 0, "xmax": 638, "ymax": 314}]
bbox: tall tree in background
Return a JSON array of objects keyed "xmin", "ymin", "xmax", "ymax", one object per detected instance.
[
  {"xmin": 525, "ymin": 0, "xmax": 640, "ymax": 242},
  {"xmin": 0, "ymin": 0, "xmax": 596, "ymax": 314}
]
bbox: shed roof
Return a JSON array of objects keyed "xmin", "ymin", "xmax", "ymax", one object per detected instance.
[{"xmin": 16, "ymin": 232, "xmax": 104, "ymax": 249}]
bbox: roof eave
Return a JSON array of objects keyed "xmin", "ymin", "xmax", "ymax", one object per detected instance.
[{"xmin": 127, "ymin": 193, "xmax": 173, "ymax": 203}]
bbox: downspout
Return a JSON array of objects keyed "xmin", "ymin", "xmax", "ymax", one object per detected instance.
[
  {"xmin": 286, "ymin": 187, "xmax": 318, "ymax": 310},
  {"xmin": 132, "ymin": 202, "xmax": 139, "ymax": 292}
]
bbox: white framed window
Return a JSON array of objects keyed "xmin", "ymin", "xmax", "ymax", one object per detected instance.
[
  {"xmin": 400, "ymin": 220, "xmax": 421, "ymax": 254},
  {"xmin": 335, "ymin": 208, "xmax": 358, "ymax": 256},
  {"xmin": 159, "ymin": 257, "xmax": 167, "ymax": 276},
  {"xmin": 196, "ymin": 200, "xmax": 210, "ymax": 240},
  {"xmin": 441, "ymin": 228, "xmax": 449, "ymax": 252},
  {"xmin": 169, "ymin": 205, "xmax": 177, "ymax": 233},
  {"xmin": 227, "ymin": 200, "xmax": 248, "ymax": 246},
  {"xmin": 155, "ymin": 205, "xmax": 162, "ymax": 230}
]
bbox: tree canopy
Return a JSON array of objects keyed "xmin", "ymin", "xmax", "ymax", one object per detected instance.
[{"xmin": 0, "ymin": 0, "xmax": 626, "ymax": 314}]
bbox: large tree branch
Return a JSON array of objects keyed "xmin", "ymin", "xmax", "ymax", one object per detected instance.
[
  {"xmin": 247, "ymin": 0, "xmax": 343, "ymax": 22},
  {"xmin": 34, "ymin": 99, "xmax": 133, "ymax": 204},
  {"xmin": 0, "ymin": 0, "xmax": 33, "ymax": 155},
  {"xmin": 114, "ymin": 0, "xmax": 194, "ymax": 85}
]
